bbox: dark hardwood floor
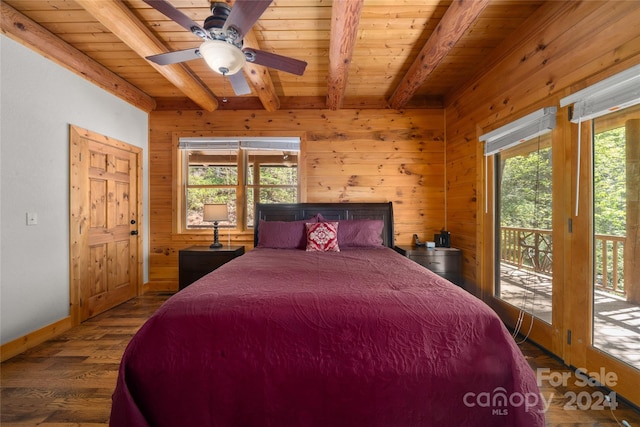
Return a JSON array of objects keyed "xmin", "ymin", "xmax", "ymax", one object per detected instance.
[{"xmin": 1, "ymin": 293, "xmax": 639, "ymax": 426}]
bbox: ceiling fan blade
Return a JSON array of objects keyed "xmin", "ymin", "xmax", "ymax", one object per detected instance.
[
  {"xmin": 228, "ymin": 72, "xmax": 252, "ymax": 96},
  {"xmin": 223, "ymin": 0, "xmax": 272, "ymax": 39},
  {"xmin": 146, "ymin": 48, "xmax": 201, "ymax": 65},
  {"xmin": 143, "ymin": 0, "xmax": 209, "ymax": 39},
  {"xmin": 244, "ymin": 49, "xmax": 307, "ymax": 76}
]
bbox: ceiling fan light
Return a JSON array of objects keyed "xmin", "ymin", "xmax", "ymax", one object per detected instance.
[{"xmin": 199, "ymin": 40, "xmax": 246, "ymax": 75}]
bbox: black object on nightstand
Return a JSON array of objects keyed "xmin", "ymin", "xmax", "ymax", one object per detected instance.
[
  {"xmin": 395, "ymin": 245, "xmax": 463, "ymax": 286},
  {"xmin": 178, "ymin": 246, "xmax": 245, "ymax": 290}
]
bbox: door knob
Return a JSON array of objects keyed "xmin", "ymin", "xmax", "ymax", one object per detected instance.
[{"xmin": 130, "ymin": 230, "xmax": 139, "ymax": 236}]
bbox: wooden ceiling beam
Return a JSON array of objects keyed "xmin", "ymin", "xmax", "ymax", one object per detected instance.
[
  {"xmin": 326, "ymin": 0, "xmax": 365, "ymax": 111},
  {"xmin": 154, "ymin": 95, "xmax": 443, "ymax": 111},
  {"xmin": 242, "ymin": 31, "xmax": 281, "ymax": 112},
  {"xmin": 389, "ymin": 0, "xmax": 490, "ymax": 110},
  {"xmin": 75, "ymin": 0, "xmax": 219, "ymax": 112},
  {"xmin": 0, "ymin": 2, "xmax": 156, "ymax": 113}
]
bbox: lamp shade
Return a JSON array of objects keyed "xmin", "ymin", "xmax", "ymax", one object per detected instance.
[
  {"xmin": 199, "ymin": 40, "xmax": 246, "ymax": 75},
  {"xmin": 203, "ymin": 204, "xmax": 229, "ymax": 222}
]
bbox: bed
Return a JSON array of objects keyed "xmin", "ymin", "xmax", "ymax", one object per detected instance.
[{"xmin": 110, "ymin": 202, "xmax": 544, "ymax": 426}]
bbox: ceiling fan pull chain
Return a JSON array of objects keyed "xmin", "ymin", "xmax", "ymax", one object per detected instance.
[{"xmin": 221, "ymin": 69, "xmax": 228, "ymax": 103}]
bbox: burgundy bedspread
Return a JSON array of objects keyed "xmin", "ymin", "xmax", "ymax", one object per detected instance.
[{"xmin": 110, "ymin": 248, "xmax": 544, "ymax": 426}]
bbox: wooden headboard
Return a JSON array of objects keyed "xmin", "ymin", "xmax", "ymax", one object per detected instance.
[{"xmin": 255, "ymin": 202, "xmax": 394, "ymax": 248}]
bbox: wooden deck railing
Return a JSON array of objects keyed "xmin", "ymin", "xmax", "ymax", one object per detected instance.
[
  {"xmin": 594, "ymin": 234, "xmax": 626, "ymax": 295},
  {"xmin": 500, "ymin": 227, "xmax": 626, "ymax": 297},
  {"xmin": 500, "ymin": 227, "xmax": 553, "ymax": 274}
]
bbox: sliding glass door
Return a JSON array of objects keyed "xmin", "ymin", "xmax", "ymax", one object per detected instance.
[
  {"xmin": 590, "ymin": 104, "xmax": 640, "ymax": 370},
  {"xmin": 482, "ymin": 108, "xmax": 562, "ymax": 352},
  {"xmin": 494, "ymin": 135, "xmax": 554, "ymax": 326},
  {"xmin": 481, "ymin": 67, "xmax": 640, "ymax": 406}
]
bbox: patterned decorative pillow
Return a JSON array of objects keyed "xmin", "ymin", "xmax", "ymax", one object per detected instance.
[{"xmin": 305, "ymin": 222, "xmax": 340, "ymax": 252}]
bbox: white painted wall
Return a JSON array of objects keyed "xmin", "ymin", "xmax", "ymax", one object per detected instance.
[{"xmin": 0, "ymin": 35, "xmax": 149, "ymax": 344}]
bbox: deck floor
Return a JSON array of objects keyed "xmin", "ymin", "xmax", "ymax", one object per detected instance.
[{"xmin": 498, "ymin": 263, "xmax": 640, "ymax": 369}]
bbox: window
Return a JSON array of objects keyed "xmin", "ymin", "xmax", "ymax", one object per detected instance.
[
  {"xmin": 178, "ymin": 137, "xmax": 300, "ymax": 232},
  {"xmin": 494, "ymin": 134, "xmax": 553, "ymax": 324},
  {"xmin": 246, "ymin": 150, "xmax": 298, "ymax": 227},
  {"xmin": 480, "ymin": 107, "xmax": 557, "ymax": 328},
  {"xmin": 186, "ymin": 149, "xmax": 239, "ymax": 228}
]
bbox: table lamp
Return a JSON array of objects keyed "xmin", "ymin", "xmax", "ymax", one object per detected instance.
[{"xmin": 203, "ymin": 204, "xmax": 228, "ymax": 248}]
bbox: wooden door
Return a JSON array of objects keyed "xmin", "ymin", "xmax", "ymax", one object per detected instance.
[{"xmin": 70, "ymin": 126, "xmax": 142, "ymax": 324}]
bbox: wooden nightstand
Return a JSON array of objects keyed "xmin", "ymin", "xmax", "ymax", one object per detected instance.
[
  {"xmin": 178, "ymin": 246, "xmax": 245, "ymax": 290},
  {"xmin": 395, "ymin": 245, "xmax": 463, "ymax": 286}
]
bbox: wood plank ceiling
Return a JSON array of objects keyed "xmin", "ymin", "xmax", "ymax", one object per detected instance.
[{"xmin": 1, "ymin": 0, "xmax": 545, "ymax": 112}]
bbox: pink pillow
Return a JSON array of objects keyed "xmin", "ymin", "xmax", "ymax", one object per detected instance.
[
  {"xmin": 337, "ymin": 219, "xmax": 384, "ymax": 247},
  {"xmin": 305, "ymin": 222, "xmax": 340, "ymax": 252},
  {"xmin": 257, "ymin": 218, "xmax": 317, "ymax": 249},
  {"xmin": 314, "ymin": 214, "xmax": 383, "ymax": 247}
]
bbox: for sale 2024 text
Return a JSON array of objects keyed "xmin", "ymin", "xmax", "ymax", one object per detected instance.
[{"xmin": 537, "ymin": 367, "xmax": 619, "ymax": 411}]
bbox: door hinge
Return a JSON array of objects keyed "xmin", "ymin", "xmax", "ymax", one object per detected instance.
[
  {"xmin": 567, "ymin": 329, "xmax": 572, "ymax": 345},
  {"xmin": 79, "ymin": 152, "xmax": 82, "ymax": 162},
  {"xmin": 568, "ymin": 218, "xmax": 573, "ymax": 233},
  {"xmin": 79, "ymin": 298, "xmax": 83, "ymax": 307}
]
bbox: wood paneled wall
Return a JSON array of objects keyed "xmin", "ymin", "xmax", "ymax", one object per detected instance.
[
  {"xmin": 148, "ymin": 2, "xmax": 640, "ymax": 292},
  {"xmin": 444, "ymin": 1, "xmax": 640, "ymax": 293},
  {"xmin": 148, "ymin": 109, "xmax": 444, "ymax": 290}
]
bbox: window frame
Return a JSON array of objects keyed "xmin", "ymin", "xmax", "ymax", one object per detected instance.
[
  {"xmin": 184, "ymin": 149, "xmax": 240, "ymax": 229},
  {"xmin": 172, "ymin": 133, "xmax": 305, "ymax": 237},
  {"xmin": 245, "ymin": 155, "xmax": 299, "ymax": 228}
]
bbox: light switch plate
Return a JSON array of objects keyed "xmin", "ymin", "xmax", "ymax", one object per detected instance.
[{"xmin": 26, "ymin": 212, "xmax": 38, "ymax": 226}]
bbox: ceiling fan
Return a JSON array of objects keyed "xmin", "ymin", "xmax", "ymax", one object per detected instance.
[{"xmin": 143, "ymin": 0, "xmax": 307, "ymax": 96}]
